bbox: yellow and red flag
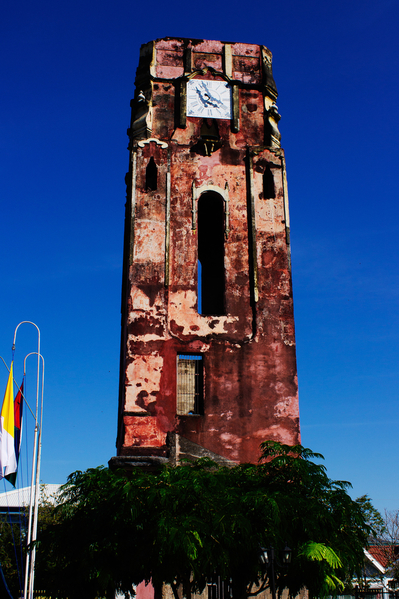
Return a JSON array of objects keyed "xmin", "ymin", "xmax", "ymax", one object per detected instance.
[{"xmin": 0, "ymin": 362, "xmax": 17, "ymax": 480}]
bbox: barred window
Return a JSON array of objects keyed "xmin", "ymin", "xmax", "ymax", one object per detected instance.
[
  {"xmin": 208, "ymin": 575, "xmax": 233, "ymax": 599},
  {"xmin": 177, "ymin": 355, "xmax": 203, "ymax": 415}
]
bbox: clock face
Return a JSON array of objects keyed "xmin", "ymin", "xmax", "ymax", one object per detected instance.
[{"xmin": 187, "ymin": 79, "xmax": 232, "ymax": 120}]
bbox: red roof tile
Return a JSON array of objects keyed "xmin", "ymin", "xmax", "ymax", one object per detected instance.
[{"xmin": 368, "ymin": 545, "xmax": 395, "ymax": 569}]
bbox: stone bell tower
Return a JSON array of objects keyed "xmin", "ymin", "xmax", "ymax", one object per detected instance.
[{"xmin": 111, "ymin": 38, "xmax": 300, "ymax": 470}]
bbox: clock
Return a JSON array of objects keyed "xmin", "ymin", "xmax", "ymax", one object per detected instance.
[{"xmin": 187, "ymin": 79, "xmax": 232, "ymax": 119}]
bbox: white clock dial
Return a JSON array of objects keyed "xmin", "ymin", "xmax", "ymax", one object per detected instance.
[{"xmin": 187, "ymin": 79, "xmax": 232, "ymax": 120}]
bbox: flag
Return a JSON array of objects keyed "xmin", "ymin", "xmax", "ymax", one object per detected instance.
[
  {"xmin": 5, "ymin": 379, "xmax": 24, "ymax": 487},
  {"xmin": 0, "ymin": 362, "xmax": 17, "ymax": 480}
]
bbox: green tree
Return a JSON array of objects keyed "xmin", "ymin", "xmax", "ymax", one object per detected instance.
[
  {"xmin": 355, "ymin": 495, "xmax": 386, "ymax": 541},
  {"xmin": 255, "ymin": 442, "xmax": 370, "ymax": 599},
  {"xmin": 353, "ymin": 500, "xmax": 399, "ymax": 588},
  {"xmin": 380, "ymin": 509, "xmax": 399, "ymax": 584},
  {"xmin": 371, "ymin": 509, "xmax": 399, "ymax": 586},
  {"xmin": 35, "ymin": 442, "xmax": 372, "ymax": 599},
  {"xmin": 0, "ymin": 514, "xmax": 26, "ymax": 598},
  {"xmin": 0, "ymin": 486, "xmax": 63, "ymax": 598}
]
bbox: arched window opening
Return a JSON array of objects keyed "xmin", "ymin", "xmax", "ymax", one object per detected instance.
[
  {"xmin": 146, "ymin": 156, "xmax": 157, "ymax": 191},
  {"xmin": 198, "ymin": 192, "xmax": 225, "ymax": 315},
  {"xmin": 263, "ymin": 166, "xmax": 275, "ymax": 199}
]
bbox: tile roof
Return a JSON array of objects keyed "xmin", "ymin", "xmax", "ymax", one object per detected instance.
[{"xmin": 368, "ymin": 545, "xmax": 395, "ymax": 569}]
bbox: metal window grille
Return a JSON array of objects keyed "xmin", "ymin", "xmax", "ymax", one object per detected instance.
[
  {"xmin": 207, "ymin": 575, "xmax": 233, "ymax": 599},
  {"xmin": 177, "ymin": 355, "xmax": 203, "ymax": 415}
]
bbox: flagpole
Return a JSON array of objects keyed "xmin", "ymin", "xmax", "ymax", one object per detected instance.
[
  {"xmin": 24, "ymin": 414, "xmax": 37, "ymax": 599},
  {"xmin": 24, "ymin": 353, "xmax": 44, "ymax": 599},
  {"xmin": 12, "ymin": 322, "xmax": 41, "ymax": 599}
]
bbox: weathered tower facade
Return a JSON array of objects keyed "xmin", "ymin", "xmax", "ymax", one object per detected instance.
[{"xmin": 113, "ymin": 38, "xmax": 300, "ymax": 469}]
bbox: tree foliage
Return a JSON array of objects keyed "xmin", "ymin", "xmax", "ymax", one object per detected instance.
[
  {"xmin": 383, "ymin": 510, "xmax": 399, "ymax": 582},
  {"xmin": 0, "ymin": 515, "xmax": 26, "ymax": 598},
  {"xmin": 0, "ymin": 487, "xmax": 61, "ymax": 599},
  {"xmin": 370, "ymin": 507, "xmax": 399, "ymax": 585},
  {"xmin": 355, "ymin": 495, "xmax": 386, "ymax": 541},
  {"xmin": 32, "ymin": 442, "xmax": 371, "ymax": 599},
  {"xmin": 354, "ymin": 498, "xmax": 399, "ymax": 586}
]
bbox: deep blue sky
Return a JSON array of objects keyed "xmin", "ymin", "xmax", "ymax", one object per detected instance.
[{"xmin": 1, "ymin": 0, "xmax": 398, "ymax": 512}]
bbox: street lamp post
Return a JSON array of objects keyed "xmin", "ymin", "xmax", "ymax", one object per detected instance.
[{"xmin": 259, "ymin": 545, "xmax": 292, "ymax": 599}]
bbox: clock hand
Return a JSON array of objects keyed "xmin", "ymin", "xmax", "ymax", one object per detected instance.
[
  {"xmin": 206, "ymin": 99, "xmax": 220, "ymax": 109},
  {"xmin": 197, "ymin": 87, "xmax": 218, "ymax": 109},
  {"xmin": 202, "ymin": 82, "xmax": 223, "ymax": 105},
  {"xmin": 208, "ymin": 93, "xmax": 223, "ymax": 105},
  {"xmin": 200, "ymin": 82, "xmax": 216, "ymax": 104},
  {"xmin": 196, "ymin": 87, "xmax": 208, "ymax": 106}
]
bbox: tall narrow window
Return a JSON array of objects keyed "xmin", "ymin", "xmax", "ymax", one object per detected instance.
[
  {"xmin": 146, "ymin": 156, "xmax": 157, "ymax": 191},
  {"xmin": 263, "ymin": 166, "xmax": 275, "ymax": 199},
  {"xmin": 177, "ymin": 355, "xmax": 203, "ymax": 415},
  {"xmin": 198, "ymin": 192, "xmax": 225, "ymax": 315}
]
